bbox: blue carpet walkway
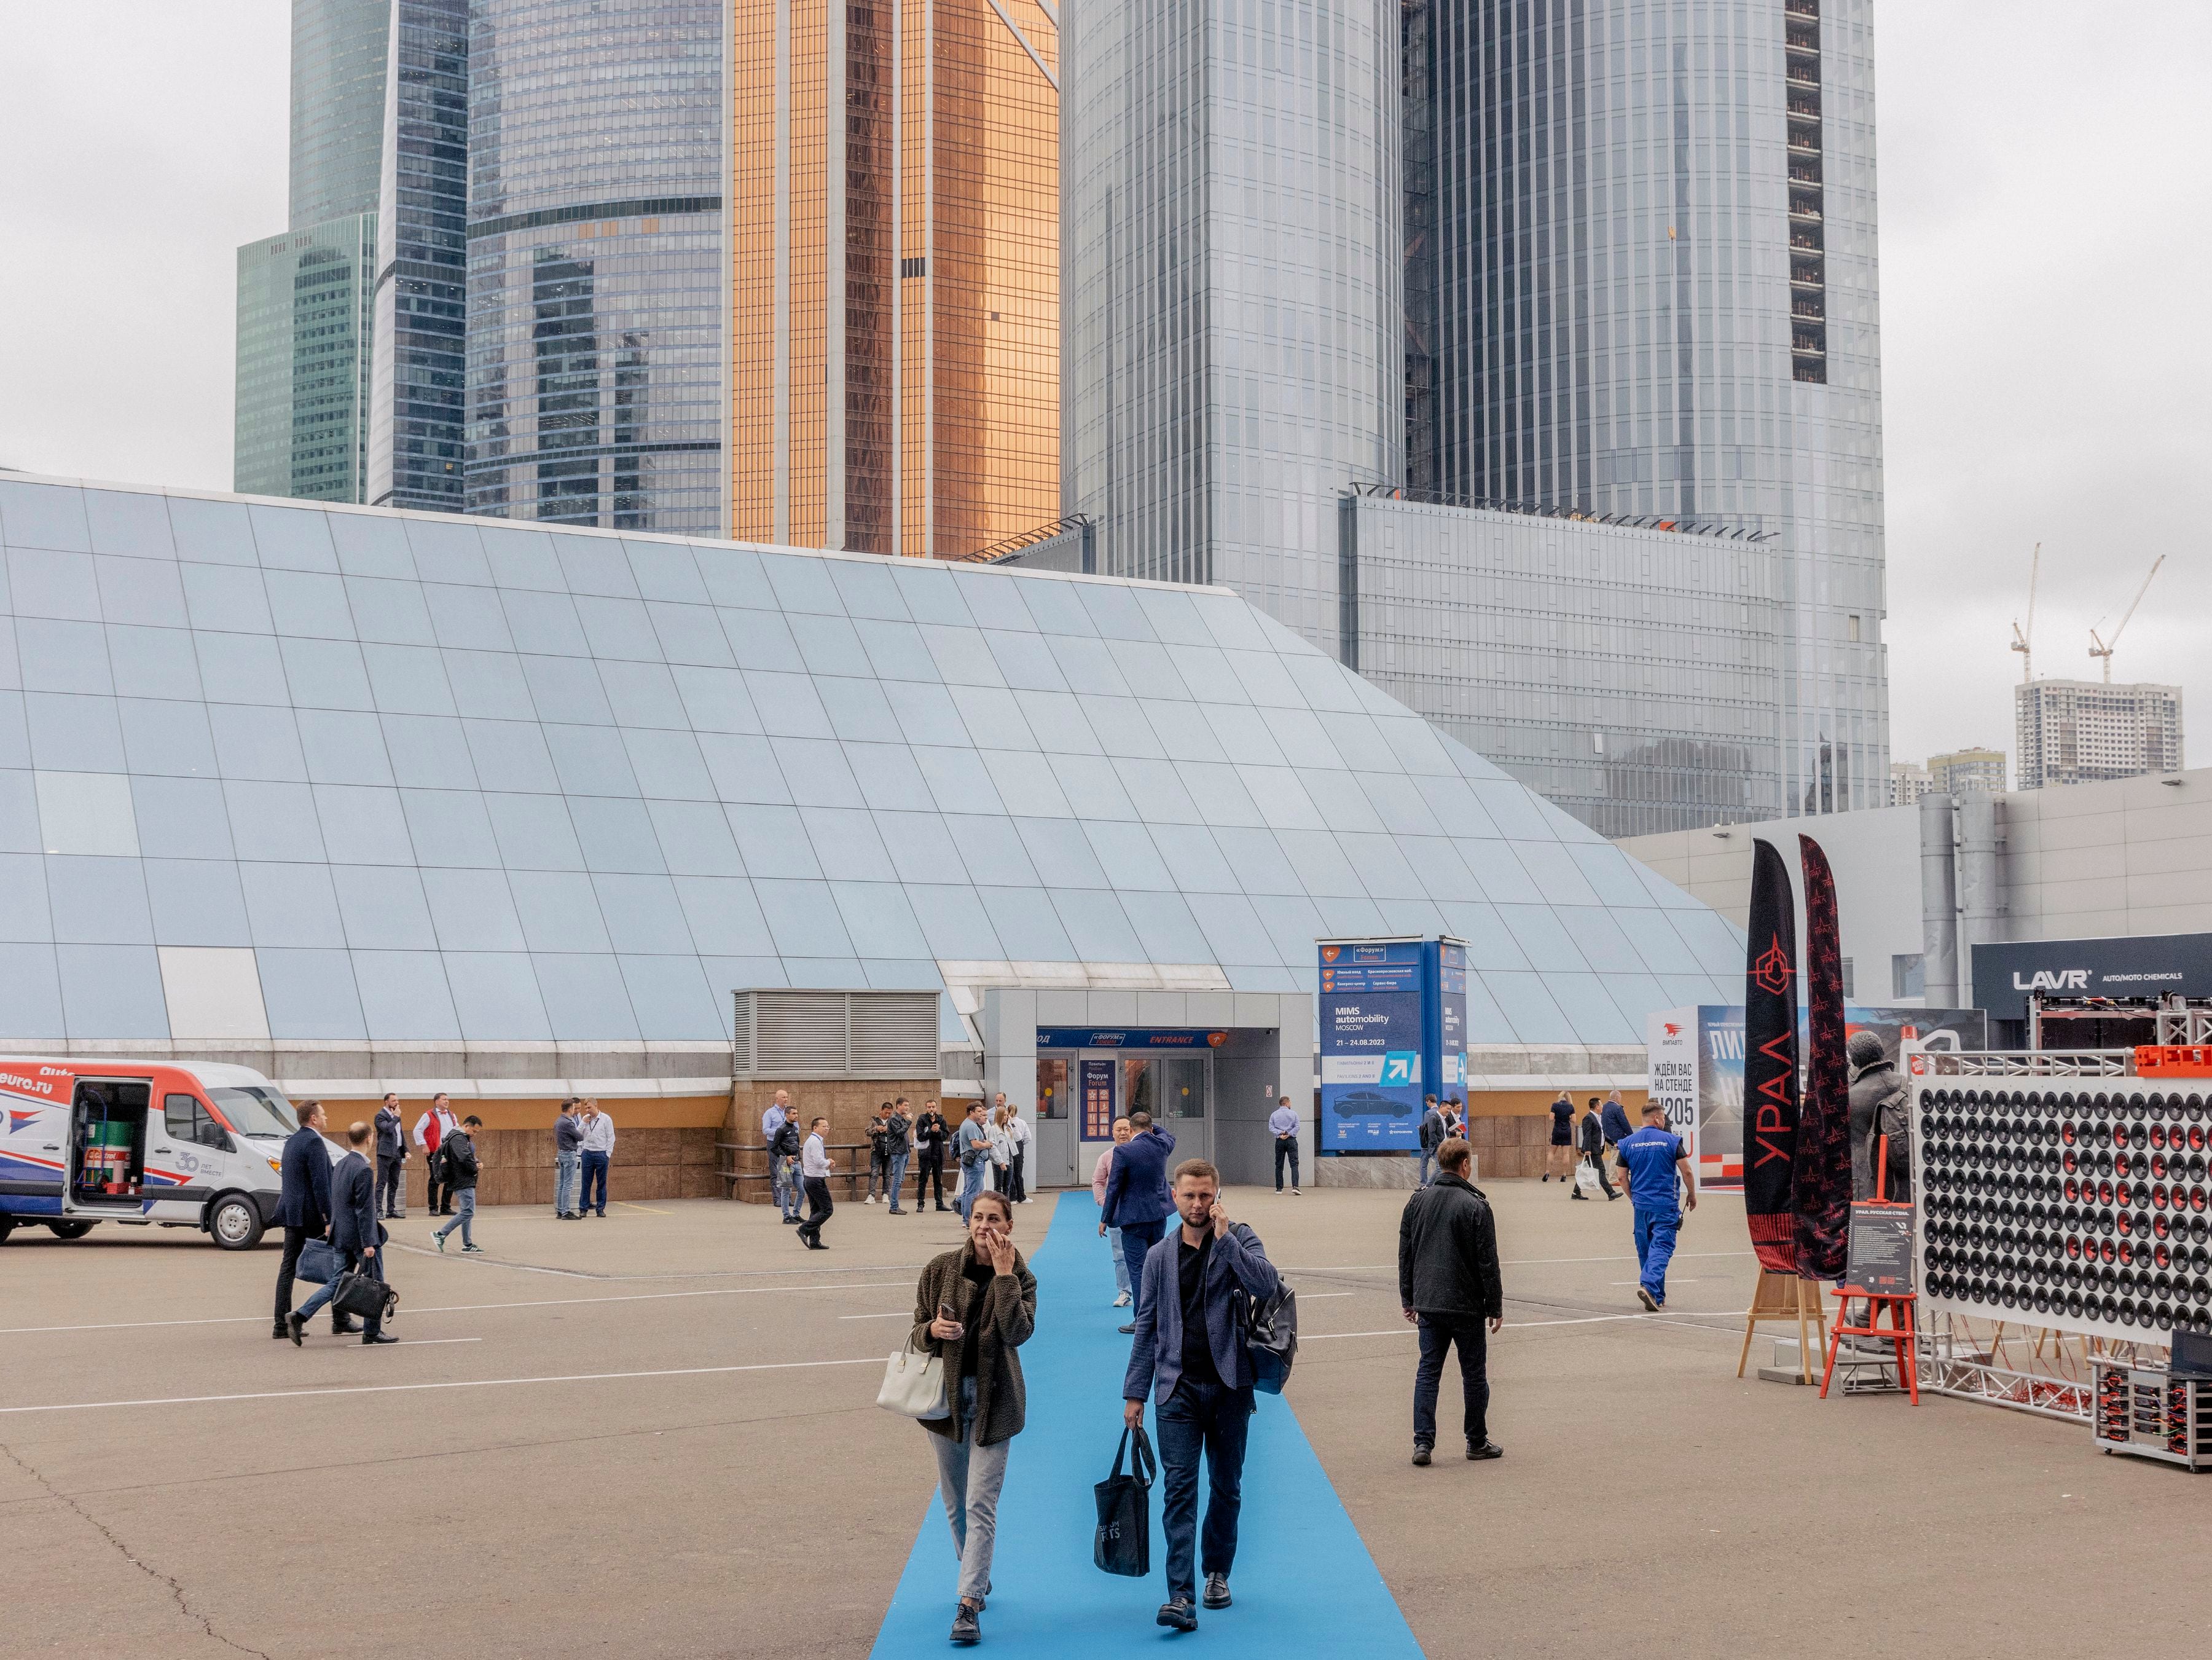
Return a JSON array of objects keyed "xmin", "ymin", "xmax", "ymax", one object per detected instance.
[{"xmin": 869, "ymin": 1197, "xmax": 1424, "ymax": 1656}]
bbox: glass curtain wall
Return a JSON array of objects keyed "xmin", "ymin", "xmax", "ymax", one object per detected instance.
[
  {"xmin": 234, "ymin": 215, "xmax": 379, "ymax": 503},
  {"xmin": 462, "ymin": 1, "xmax": 726, "ymax": 533}
]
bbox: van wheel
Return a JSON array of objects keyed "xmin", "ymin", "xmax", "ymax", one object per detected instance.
[
  {"xmin": 208, "ymin": 1195, "xmax": 265, "ymax": 1251},
  {"xmin": 45, "ymin": 1221, "xmax": 95, "ymax": 1240}
]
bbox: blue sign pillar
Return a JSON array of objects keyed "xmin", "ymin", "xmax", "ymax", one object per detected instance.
[
  {"xmin": 1318, "ymin": 938, "xmax": 1424, "ymax": 1149},
  {"xmin": 1425, "ymin": 938, "xmax": 1469, "ymax": 1108}
]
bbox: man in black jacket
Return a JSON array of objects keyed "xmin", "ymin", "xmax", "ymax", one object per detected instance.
[
  {"xmin": 289, "ymin": 1122, "xmax": 396, "ymax": 1345},
  {"xmin": 1397, "ymin": 1137, "xmax": 1504, "ymax": 1465},
  {"xmin": 769, "ymin": 1114, "xmax": 805, "ymax": 1222},
  {"xmin": 373, "ymin": 1093, "xmax": 407, "ymax": 1219},
  {"xmin": 433, "ymin": 1117, "xmax": 484, "ymax": 1253},
  {"xmin": 272, "ymin": 1101, "xmax": 333, "ymax": 1339},
  {"xmin": 1575, "ymin": 1098, "xmax": 1616, "ymax": 1200},
  {"xmin": 912, "ymin": 1101, "xmax": 949, "ymax": 1211}
]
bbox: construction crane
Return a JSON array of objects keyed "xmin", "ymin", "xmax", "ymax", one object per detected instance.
[
  {"xmin": 2009, "ymin": 543, "xmax": 2040, "ymax": 683},
  {"xmin": 2088, "ymin": 554, "xmax": 2165, "ymax": 683}
]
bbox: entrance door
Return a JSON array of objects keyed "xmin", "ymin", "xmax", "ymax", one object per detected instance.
[{"xmin": 1032, "ymin": 1058, "xmax": 1078, "ymax": 1189}]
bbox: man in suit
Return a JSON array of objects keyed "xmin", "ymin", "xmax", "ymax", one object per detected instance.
[
  {"xmin": 1101, "ymin": 1109, "xmax": 1177, "ymax": 1335},
  {"xmin": 1418, "ymin": 1096, "xmax": 1446, "ymax": 1184},
  {"xmin": 1121, "ymin": 1160, "xmax": 1283, "ymax": 1631},
  {"xmin": 374, "ymin": 1092, "xmax": 407, "ymax": 1219},
  {"xmin": 272, "ymin": 1100, "xmax": 334, "ymax": 1340},
  {"xmin": 288, "ymin": 1122, "xmax": 396, "ymax": 1345}
]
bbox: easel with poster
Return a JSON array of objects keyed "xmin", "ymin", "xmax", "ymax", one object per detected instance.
[
  {"xmin": 1820, "ymin": 1136, "xmax": 1920, "ymax": 1403},
  {"xmin": 1738, "ymin": 1270, "xmax": 1828, "ymax": 1383}
]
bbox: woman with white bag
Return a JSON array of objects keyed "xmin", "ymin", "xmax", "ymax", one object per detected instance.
[{"xmin": 907, "ymin": 1189, "xmax": 1036, "ymax": 1646}]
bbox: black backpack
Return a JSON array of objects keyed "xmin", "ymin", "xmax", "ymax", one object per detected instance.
[{"xmin": 1230, "ymin": 1224, "xmax": 1299, "ymax": 1394}]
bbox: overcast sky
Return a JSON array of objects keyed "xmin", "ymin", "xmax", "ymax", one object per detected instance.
[{"xmin": 1, "ymin": 2, "xmax": 2206, "ymax": 774}]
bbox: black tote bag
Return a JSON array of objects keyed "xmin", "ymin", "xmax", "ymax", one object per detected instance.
[{"xmin": 1092, "ymin": 1425, "xmax": 1156, "ymax": 1577}]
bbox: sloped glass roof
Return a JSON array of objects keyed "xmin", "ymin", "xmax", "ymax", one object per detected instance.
[{"xmin": 0, "ymin": 476, "xmax": 1739, "ymax": 1047}]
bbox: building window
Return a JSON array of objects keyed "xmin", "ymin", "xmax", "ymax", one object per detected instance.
[
  {"xmin": 1892, "ymin": 953, "xmax": 1925, "ymax": 1000},
  {"xmin": 1847, "ymin": 615, "xmax": 1861, "ymax": 642},
  {"xmin": 1840, "ymin": 957, "xmax": 1856, "ymax": 999}
]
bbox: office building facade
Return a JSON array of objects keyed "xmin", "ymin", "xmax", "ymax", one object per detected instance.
[
  {"xmin": 1062, "ymin": 0, "xmax": 1401, "ymax": 620},
  {"xmin": 1410, "ymin": 0, "xmax": 1886, "ymax": 819},
  {"xmin": 465, "ymin": 1, "xmax": 726, "ymax": 533},
  {"xmin": 729, "ymin": 0, "xmax": 1059, "ymax": 557},
  {"xmin": 233, "ymin": 2, "xmax": 391, "ymax": 505},
  {"xmin": 1889, "ymin": 760, "xmax": 1929, "ymax": 808},
  {"xmin": 1928, "ymin": 745, "xmax": 2006, "ymax": 796},
  {"xmin": 2016, "ymin": 681, "xmax": 2184, "ymax": 791},
  {"xmin": 366, "ymin": 0, "xmax": 471, "ymax": 514}
]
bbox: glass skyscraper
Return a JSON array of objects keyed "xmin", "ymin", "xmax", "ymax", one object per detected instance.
[
  {"xmin": 1062, "ymin": 0, "xmax": 1400, "ymax": 623},
  {"xmin": 729, "ymin": 0, "xmax": 1060, "ymax": 557},
  {"xmin": 366, "ymin": 0, "xmax": 471, "ymax": 514},
  {"xmin": 233, "ymin": 2, "xmax": 390, "ymax": 505},
  {"xmin": 464, "ymin": 1, "xmax": 726, "ymax": 533}
]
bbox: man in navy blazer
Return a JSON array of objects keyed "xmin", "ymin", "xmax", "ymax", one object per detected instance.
[
  {"xmin": 1100, "ymin": 1110, "xmax": 1176, "ymax": 1333},
  {"xmin": 1121, "ymin": 1158, "xmax": 1282, "ymax": 1631},
  {"xmin": 272, "ymin": 1100, "xmax": 333, "ymax": 1339},
  {"xmin": 288, "ymin": 1121, "xmax": 395, "ymax": 1345}
]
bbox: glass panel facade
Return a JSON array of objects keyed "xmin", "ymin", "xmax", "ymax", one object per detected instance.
[{"xmin": 0, "ymin": 478, "xmax": 1739, "ymax": 1046}]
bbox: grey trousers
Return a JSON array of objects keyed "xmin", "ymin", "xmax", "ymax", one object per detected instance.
[{"xmin": 928, "ymin": 1377, "xmax": 1010, "ymax": 1607}]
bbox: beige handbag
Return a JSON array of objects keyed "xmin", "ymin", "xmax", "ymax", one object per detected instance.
[{"xmin": 877, "ymin": 1334, "xmax": 949, "ymax": 1420}]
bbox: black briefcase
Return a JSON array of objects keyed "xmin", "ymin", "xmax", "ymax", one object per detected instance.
[
  {"xmin": 331, "ymin": 1269, "xmax": 395, "ymax": 1323},
  {"xmin": 1093, "ymin": 1426, "xmax": 1155, "ymax": 1577}
]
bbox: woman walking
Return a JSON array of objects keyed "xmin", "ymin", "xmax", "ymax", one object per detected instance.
[
  {"xmin": 1092, "ymin": 1116, "xmax": 1134, "ymax": 1307},
  {"xmin": 912, "ymin": 1189, "xmax": 1036, "ymax": 1646}
]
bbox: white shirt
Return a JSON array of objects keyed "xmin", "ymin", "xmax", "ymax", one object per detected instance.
[
  {"xmin": 1010, "ymin": 1114, "xmax": 1032, "ymax": 1149},
  {"xmin": 801, "ymin": 1131, "xmax": 831, "ymax": 1178},
  {"xmin": 581, "ymin": 1112, "xmax": 616, "ymax": 1154}
]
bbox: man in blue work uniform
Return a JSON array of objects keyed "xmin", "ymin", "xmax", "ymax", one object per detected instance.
[{"xmin": 1615, "ymin": 1101, "xmax": 1696, "ymax": 1310}]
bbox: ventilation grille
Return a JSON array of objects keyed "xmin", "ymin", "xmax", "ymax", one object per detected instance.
[{"xmin": 731, "ymin": 989, "xmax": 941, "ymax": 1080}]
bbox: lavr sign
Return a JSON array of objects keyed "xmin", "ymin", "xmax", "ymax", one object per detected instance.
[{"xmin": 2014, "ymin": 969, "xmax": 2090, "ymax": 993}]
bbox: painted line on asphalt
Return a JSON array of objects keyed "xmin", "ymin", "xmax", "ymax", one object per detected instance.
[
  {"xmin": 1283, "ymin": 1250, "xmax": 1752, "ymax": 1272},
  {"xmin": 0, "ymin": 1280, "xmax": 912, "ymax": 1337},
  {"xmin": 1304, "ymin": 1310, "xmax": 1743, "ymax": 1341},
  {"xmin": 837, "ymin": 1312, "xmax": 914, "ymax": 1321},
  {"xmin": 0, "ymin": 1355, "xmax": 886, "ymax": 1416}
]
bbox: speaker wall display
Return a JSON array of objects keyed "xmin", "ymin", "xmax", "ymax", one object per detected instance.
[{"xmin": 1913, "ymin": 1082, "xmax": 2212, "ymax": 1342}]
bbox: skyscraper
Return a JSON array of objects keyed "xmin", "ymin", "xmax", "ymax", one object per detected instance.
[
  {"xmin": 1409, "ymin": 0, "xmax": 1886, "ymax": 816},
  {"xmin": 1061, "ymin": 0, "xmax": 1884, "ymax": 835},
  {"xmin": 731, "ymin": 0, "xmax": 1062, "ymax": 556},
  {"xmin": 1062, "ymin": 0, "xmax": 1400, "ymax": 611},
  {"xmin": 463, "ymin": 1, "xmax": 726, "ymax": 532},
  {"xmin": 233, "ymin": 1, "xmax": 389, "ymax": 504},
  {"xmin": 366, "ymin": 0, "xmax": 470, "ymax": 513}
]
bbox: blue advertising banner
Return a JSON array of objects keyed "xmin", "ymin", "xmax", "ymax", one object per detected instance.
[
  {"xmin": 1424, "ymin": 938, "xmax": 1468, "ymax": 1104},
  {"xmin": 1037, "ymin": 1029, "xmax": 1229, "ymax": 1050},
  {"xmin": 1320, "ymin": 939, "xmax": 1427, "ymax": 1149}
]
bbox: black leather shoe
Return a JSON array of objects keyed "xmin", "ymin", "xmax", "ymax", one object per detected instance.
[
  {"xmin": 1117, "ymin": 1323, "xmax": 1135, "ymax": 1335},
  {"xmin": 1202, "ymin": 1574, "xmax": 1231, "ymax": 1610},
  {"xmin": 271, "ymin": 1325, "xmax": 289, "ymax": 1340},
  {"xmin": 1467, "ymin": 1440, "xmax": 1505, "ymax": 1461},
  {"xmin": 363, "ymin": 1331, "xmax": 399, "ymax": 1345},
  {"xmin": 1410, "ymin": 1444, "xmax": 1432, "ymax": 1466},
  {"xmin": 332, "ymin": 1321, "xmax": 359, "ymax": 1335},
  {"xmin": 286, "ymin": 1313, "xmax": 305, "ymax": 1347},
  {"xmin": 950, "ymin": 1603, "xmax": 980, "ymax": 1645},
  {"xmin": 1156, "ymin": 1600, "xmax": 1197, "ymax": 1632}
]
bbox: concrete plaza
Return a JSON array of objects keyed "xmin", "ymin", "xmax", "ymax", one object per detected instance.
[{"xmin": 1, "ymin": 1179, "xmax": 2203, "ymax": 1658}]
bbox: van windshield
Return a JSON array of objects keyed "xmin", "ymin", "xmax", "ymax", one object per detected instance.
[{"xmin": 208, "ymin": 1087, "xmax": 300, "ymax": 1141}]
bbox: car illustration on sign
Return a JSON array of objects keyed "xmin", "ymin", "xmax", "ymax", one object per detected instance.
[{"xmin": 1332, "ymin": 1090, "xmax": 1413, "ymax": 1119}]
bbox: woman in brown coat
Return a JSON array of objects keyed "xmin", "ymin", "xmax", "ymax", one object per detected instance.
[{"xmin": 911, "ymin": 1188, "xmax": 1037, "ymax": 1646}]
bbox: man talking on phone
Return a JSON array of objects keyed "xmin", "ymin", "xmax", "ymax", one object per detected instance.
[{"xmin": 1121, "ymin": 1161, "xmax": 1282, "ymax": 1632}]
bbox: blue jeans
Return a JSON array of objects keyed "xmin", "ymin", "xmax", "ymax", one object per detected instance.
[
  {"xmin": 1413, "ymin": 1313, "xmax": 1489, "ymax": 1447},
  {"xmin": 886, "ymin": 1151, "xmax": 910, "ymax": 1211},
  {"xmin": 772, "ymin": 1154, "xmax": 801, "ymax": 1217},
  {"xmin": 436, "ymin": 1188, "xmax": 477, "ymax": 1248},
  {"xmin": 1107, "ymin": 1224, "xmax": 1130, "ymax": 1297},
  {"xmin": 957, "ymin": 1159, "xmax": 985, "ymax": 1221},
  {"xmin": 1154, "ymin": 1379, "xmax": 1253, "ymax": 1607},
  {"xmin": 555, "ymin": 1149, "xmax": 580, "ymax": 1214},
  {"xmin": 580, "ymin": 1150, "xmax": 610, "ymax": 1214},
  {"xmin": 1633, "ymin": 1206, "xmax": 1681, "ymax": 1304},
  {"xmin": 1119, "ymin": 1218, "xmax": 1165, "ymax": 1319},
  {"xmin": 1418, "ymin": 1149, "xmax": 1434, "ymax": 1184}
]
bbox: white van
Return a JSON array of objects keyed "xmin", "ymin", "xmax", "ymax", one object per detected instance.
[{"xmin": 0, "ymin": 1056, "xmax": 327, "ymax": 1250}]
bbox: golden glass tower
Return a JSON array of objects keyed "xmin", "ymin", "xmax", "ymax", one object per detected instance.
[{"xmin": 729, "ymin": 0, "xmax": 1059, "ymax": 557}]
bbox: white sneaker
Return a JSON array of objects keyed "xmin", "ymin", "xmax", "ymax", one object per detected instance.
[
  {"xmin": 865, "ymin": 1195, "xmax": 875, "ymax": 1204},
  {"xmin": 1113, "ymin": 1292, "xmax": 1132, "ymax": 1307},
  {"xmin": 1019, "ymin": 1198, "xmax": 1031, "ymax": 1204},
  {"xmin": 1293, "ymin": 1188, "xmax": 1303, "ymax": 1195}
]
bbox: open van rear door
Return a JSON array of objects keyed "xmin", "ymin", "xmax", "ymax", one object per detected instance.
[{"xmin": 62, "ymin": 1077, "xmax": 154, "ymax": 1216}]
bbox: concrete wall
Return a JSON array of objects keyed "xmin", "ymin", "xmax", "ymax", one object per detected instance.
[
  {"xmin": 1617, "ymin": 766, "xmax": 2212, "ymax": 1010},
  {"xmin": 724, "ymin": 1077, "xmax": 948, "ymax": 1204}
]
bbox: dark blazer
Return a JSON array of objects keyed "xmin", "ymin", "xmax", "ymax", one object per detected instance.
[
  {"xmin": 331, "ymin": 1151, "xmax": 380, "ymax": 1253},
  {"xmin": 1124, "ymin": 1221, "xmax": 1281, "ymax": 1403},
  {"xmin": 910, "ymin": 1243, "xmax": 1037, "ymax": 1447},
  {"xmin": 373, "ymin": 1107, "xmax": 404, "ymax": 1162},
  {"xmin": 1397, "ymin": 1173, "xmax": 1503, "ymax": 1320},
  {"xmin": 276, "ymin": 1125, "xmax": 332, "ymax": 1232},
  {"xmin": 1601, "ymin": 1101, "xmax": 1634, "ymax": 1144},
  {"xmin": 1419, "ymin": 1108, "xmax": 1447, "ymax": 1151},
  {"xmin": 1577, "ymin": 1111, "xmax": 1605, "ymax": 1155},
  {"xmin": 1100, "ymin": 1127, "xmax": 1176, "ymax": 1229}
]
